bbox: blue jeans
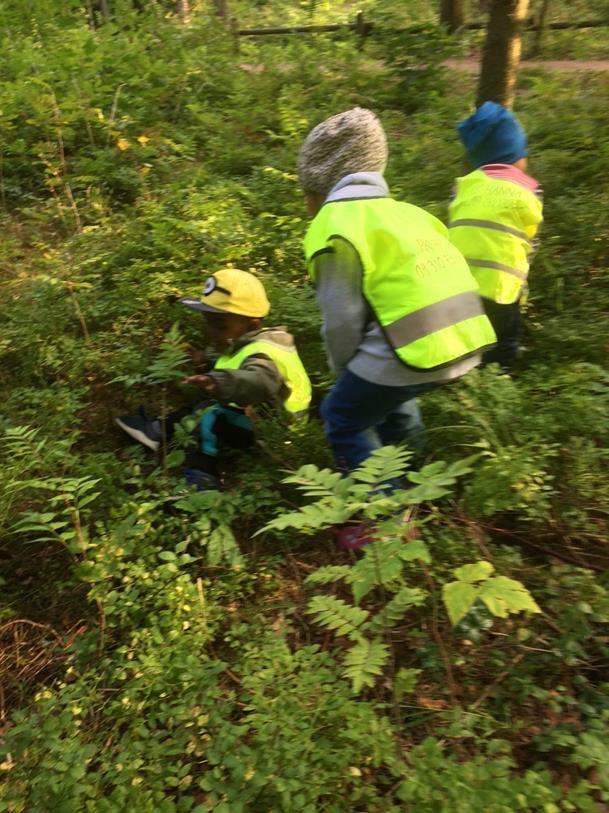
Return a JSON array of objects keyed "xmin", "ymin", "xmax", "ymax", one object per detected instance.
[{"xmin": 320, "ymin": 369, "xmax": 440, "ymax": 474}]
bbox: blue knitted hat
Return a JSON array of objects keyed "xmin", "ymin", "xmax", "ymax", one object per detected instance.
[{"xmin": 457, "ymin": 101, "xmax": 528, "ymax": 167}]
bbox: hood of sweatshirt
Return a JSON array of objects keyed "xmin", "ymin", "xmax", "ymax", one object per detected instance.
[
  {"xmin": 325, "ymin": 171, "xmax": 389, "ymax": 202},
  {"xmin": 226, "ymin": 326, "xmax": 294, "ymax": 356}
]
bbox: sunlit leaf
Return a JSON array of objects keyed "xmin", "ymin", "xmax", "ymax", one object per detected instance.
[{"xmin": 443, "ymin": 581, "xmax": 479, "ymax": 626}]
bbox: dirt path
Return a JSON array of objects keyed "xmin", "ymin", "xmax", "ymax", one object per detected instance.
[
  {"xmin": 444, "ymin": 58, "xmax": 609, "ymax": 72},
  {"xmin": 240, "ymin": 58, "xmax": 609, "ymax": 78}
]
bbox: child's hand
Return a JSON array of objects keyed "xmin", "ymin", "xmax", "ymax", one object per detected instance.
[{"xmin": 182, "ymin": 374, "xmax": 218, "ymax": 394}]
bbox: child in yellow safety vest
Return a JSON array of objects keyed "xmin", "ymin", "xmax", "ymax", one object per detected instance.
[
  {"xmin": 298, "ymin": 107, "xmax": 495, "ymax": 547},
  {"xmin": 449, "ymin": 101, "xmax": 543, "ymax": 369},
  {"xmin": 115, "ymin": 268, "xmax": 311, "ymax": 492}
]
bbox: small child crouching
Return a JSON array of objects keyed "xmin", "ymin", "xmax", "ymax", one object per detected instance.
[{"xmin": 116, "ymin": 268, "xmax": 311, "ymax": 491}]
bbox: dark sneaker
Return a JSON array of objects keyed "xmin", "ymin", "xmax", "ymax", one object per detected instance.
[
  {"xmin": 183, "ymin": 469, "xmax": 221, "ymax": 492},
  {"xmin": 115, "ymin": 407, "xmax": 162, "ymax": 452}
]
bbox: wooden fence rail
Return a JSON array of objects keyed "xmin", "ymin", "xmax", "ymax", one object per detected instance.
[
  {"xmin": 235, "ymin": 13, "xmax": 609, "ymax": 38},
  {"xmin": 236, "ymin": 11, "xmax": 369, "ymax": 38}
]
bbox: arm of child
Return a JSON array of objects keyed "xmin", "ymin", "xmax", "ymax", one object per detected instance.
[
  {"xmin": 182, "ymin": 374, "xmax": 218, "ymax": 394},
  {"xmin": 314, "ymin": 238, "xmax": 368, "ymax": 376},
  {"xmin": 189, "ymin": 356, "xmax": 286, "ymax": 407}
]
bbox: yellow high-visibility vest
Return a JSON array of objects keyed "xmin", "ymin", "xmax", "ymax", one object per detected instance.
[
  {"xmin": 304, "ymin": 197, "xmax": 496, "ymax": 371},
  {"xmin": 448, "ymin": 169, "xmax": 543, "ymax": 304},
  {"xmin": 215, "ymin": 336, "xmax": 311, "ymax": 417}
]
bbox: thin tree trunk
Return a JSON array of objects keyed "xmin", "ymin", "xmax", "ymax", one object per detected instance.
[
  {"xmin": 440, "ymin": 0, "xmax": 464, "ymax": 32},
  {"xmin": 98, "ymin": 0, "xmax": 111, "ymax": 18},
  {"xmin": 529, "ymin": 0, "xmax": 551, "ymax": 56},
  {"xmin": 214, "ymin": 0, "xmax": 228, "ymax": 18},
  {"xmin": 85, "ymin": 0, "xmax": 96, "ymax": 28},
  {"xmin": 176, "ymin": 0, "xmax": 191, "ymax": 23},
  {"xmin": 476, "ymin": 0, "xmax": 529, "ymax": 109}
]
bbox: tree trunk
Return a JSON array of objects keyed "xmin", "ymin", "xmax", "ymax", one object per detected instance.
[
  {"xmin": 176, "ymin": 0, "xmax": 190, "ymax": 23},
  {"xmin": 85, "ymin": 0, "xmax": 97, "ymax": 28},
  {"xmin": 214, "ymin": 0, "xmax": 228, "ymax": 17},
  {"xmin": 529, "ymin": 0, "xmax": 551, "ymax": 56},
  {"xmin": 476, "ymin": 0, "xmax": 529, "ymax": 109},
  {"xmin": 440, "ymin": 0, "xmax": 465, "ymax": 32}
]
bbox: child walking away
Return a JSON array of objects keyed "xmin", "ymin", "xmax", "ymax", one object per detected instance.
[
  {"xmin": 298, "ymin": 108, "xmax": 496, "ymax": 541},
  {"xmin": 116, "ymin": 268, "xmax": 311, "ymax": 492},
  {"xmin": 449, "ymin": 101, "xmax": 543, "ymax": 370}
]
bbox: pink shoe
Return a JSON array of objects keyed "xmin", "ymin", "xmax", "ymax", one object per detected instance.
[
  {"xmin": 335, "ymin": 521, "xmax": 419, "ymax": 551},
  {"xmin": 335, "ymin": 523, "xmax": 375, "ymax": 551}
]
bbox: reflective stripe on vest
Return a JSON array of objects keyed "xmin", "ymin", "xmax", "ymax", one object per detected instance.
[
  {"xmin": 448, "ymin": 171, "xmax": 543, "ymax": 304},
  {"xmin": 214, "ymin": 338, "xmax": 311, "ymax": 416},
  {"xmin": 466, "ymin": 258, "xmax": 527, "ymax": 281},
  {"xmin": 449, "ymin": 218, "xmax": 531, "ymax": 242},
  {"xmin": 304, "ymin": 197, "xmax": 496, "ymax": 371},
  {"xmin": 385, "ymin": 291, "xmax": 484, "ymax": 347}
]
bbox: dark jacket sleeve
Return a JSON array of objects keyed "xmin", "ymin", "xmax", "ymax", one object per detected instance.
[{"xmin": 207, "ymin": 354, "xmax": 287, "ymax": 407}]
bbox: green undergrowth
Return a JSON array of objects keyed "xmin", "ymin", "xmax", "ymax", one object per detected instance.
[{"xmin": 1, "ymin": 3, "xmax": 609, "ymax": 811}]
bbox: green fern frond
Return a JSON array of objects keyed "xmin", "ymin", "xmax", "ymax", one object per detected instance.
[
  {"xmin": 258, "ymin": 497, "xmax": 351, "ymax": 536},
  {"xmin": 305, "ymin": 565, "xmax": 352, "ymax": 586},
  {"xmin": 283, "ymin": 465, "xmax": 352, "ymax": 498},
  {"xmin": 119, "ymin": 323, "xmax": 190, "ymax": 386},
  {"xmin": 350, "ymin": 445, "xmax": 412, "ymax": 488},
  {"xmin": 2, "ymin": 425, "xmax": 47, "ymax": 460},
  {"xmin": 398, "ymin": 539, "xmax": 431, "ymax": 564},
  {"xmin": 343, "ymin": 636, "xmax": 390, "ymax": 693},
  {"xmin": 366, "ymin": 586, "xmax": 427, "ymax": 634},
  {"xmin": 207, "ymin": 525, "xmax": 244, "ymax": 568},
  {"xmin": 307, "ymin": 595, "xmax": 369, "ymax": 638},
  {"xmin": 349, "ymin": 539, "xmax": 405, "ymax": 603},
  {"xmin": 406, "ymin": 457, "xmax": 477, "ymax": 502}
]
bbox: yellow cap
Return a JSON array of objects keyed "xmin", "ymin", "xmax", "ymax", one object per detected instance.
[{"xmin": 179, "ymin": 268, "xmax": 270, "ymax": 318}]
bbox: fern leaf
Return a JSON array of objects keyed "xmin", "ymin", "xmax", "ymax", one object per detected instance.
[
  {"xmin": 405, "ymin": 457, "xmax": 475, "ymax": 503},
  {"xmin": 366, "ymin": 586, "xmax": 427, "ymax": 634},
  {"xmin": 343, "ymin": 636, "xmax": 390, "ymax": 693},
  {"xmin": 349, "ymin": 539, "xmax": 404, "ymax": 603},
  {"xmin": 307, "ymin": 595, "xmax": 369, "ymax": 638},
  {"xmin": 405, "ymin": 482, "xmax": 452, "ymax": 503},
  {"xmin": 258, "ymin": 498, "xmax": 351, "ymax": 536},
  {"xmin": 283, "ymin": 465, "xmax": 351, "ymax": 498},
  {"xmin": 350, "ymin": 445, "xmax": 412, "ymax": 488},
  {"xmin": 398, "ymin": 539, "xmax": 431, "ymax": 564},
  {"xmin": 305, "ymin": 565, "xmax": 352, "ymax": 586},
  {"xmin": 2, "ymin": 425, "xmax": 45, "ymax": 458},
  {"xmin": 207, "ymin": 525, "xmax": 243, "ymax": 568}
]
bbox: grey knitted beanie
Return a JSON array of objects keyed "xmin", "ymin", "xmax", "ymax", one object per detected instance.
[{"xmin": 298, "ymin": 107, "xmax": 388, "ymax": 196}]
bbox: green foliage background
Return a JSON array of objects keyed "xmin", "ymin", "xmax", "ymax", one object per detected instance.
[{"xmin": 1, "ymin": 1, "xmax": 609, "ymax": 810}]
